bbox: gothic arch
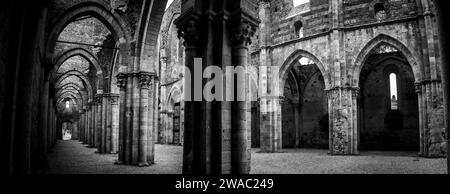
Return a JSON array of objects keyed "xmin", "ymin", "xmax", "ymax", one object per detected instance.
[
  {"xmin": 138, "ymin": 0, "xmax": 171, "ymax": 72},
  {"xmin": 53, "ymin": 48, "xmax": 104, "ymax": 90},
  {"xmin": 352, "ymin": 34, "xmax": 422, "ymax": 86},
  {"xmin": 279, "ymin": 49, "xmax": 330, "ymax": 95},
  {"xmin": 55, "ymin": 70, "xmax": 94, "ymax": 101},
  {"xmin": 54, "ymin": 48, "xmax": 102, "ymax": 75},
  {"xmin": 58, "ymin": 92, "xmax": 82, "ymax": 104},
  {"xmin": 57, "ymin": 87, "xmax": 85, "ymax": 102},
  {"xmin": 45, "ymin": 1, "xmax": 130, "ymax": 65},
  {"xmin": 57, "ymin": 86, "xmax": 84, "ymax": 98}
]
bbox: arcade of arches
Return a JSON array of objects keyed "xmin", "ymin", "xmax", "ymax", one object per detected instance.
[{"xmin": 0, "ymin": 0, "xmax": 449, "ymax": 174}]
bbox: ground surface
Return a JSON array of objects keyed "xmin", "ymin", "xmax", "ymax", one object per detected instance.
[{"xmin": 39, "ymin": 140, "xmax": 446, "ymax": 174}]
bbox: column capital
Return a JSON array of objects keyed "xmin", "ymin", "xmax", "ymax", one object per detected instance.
[
  {"xmin": 229, "ymin": 11, "xmax": 259, "ymax": 47},
  {"xmin": 137, "ymin": 72, "xmax": 156, "ymax": 89},
  {"xmin": 415, "ymin": 82, "xmax": 423, "ymax": 93},
  {"xmin": 116, "ymin": 73, "xmax": 128, "ymax": 90},
  {"xmin": 174, "ymin": 12, "xmax": 200, "ymax": 48},
  {"xmin": 325, "ymin": 86, "xmax": 360, "ymax": 96},
  {"xmin": 94, "ymin": 94, "xmax": 103, "ymax": 104},
  {"xmin": 109, "ymin": 94, "xmax": 120, "ymax": 105}
]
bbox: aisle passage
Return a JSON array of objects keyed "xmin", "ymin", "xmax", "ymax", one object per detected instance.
[
  {"xmin": 39, "ymin": 141, "xmax": 182, "ymax": 174},
  {"xmin": 40, "ymin": 141, "xmax": 446, "ymax": 174}
]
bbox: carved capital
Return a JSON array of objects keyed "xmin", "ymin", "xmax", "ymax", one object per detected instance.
[
  {"xmin": 230, "ymin": 18, "xmax": 258, "ymax": 47},
  {"xmin": 95, "ymin": 94, "xmax": 103, "ymax": 104},
  {"xmin": 139, "ymin": 73, "xmax": 153, "ymax": 89},
  {"xmin": 175, "ymin": 14, "xmax": 199, "ymax": 48},
  {"xmin": 415, "ymin": 83, "xmax": 422, "ymax": 93},
  {"xmin": 110, "ymin": 94, "xmax": 120, "ymax": 105},
  {"xmin": 116, "ymin": 73, "xmax": 128, "ymax": 90}
]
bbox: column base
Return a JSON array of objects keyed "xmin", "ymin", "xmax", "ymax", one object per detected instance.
[
  {"xmin": 138, "ymin": 162, "xmax": 150, "ymax": 167},
  {"xmin": 257, "ymin": 150, "xmax": 284, "ymax": 153}
]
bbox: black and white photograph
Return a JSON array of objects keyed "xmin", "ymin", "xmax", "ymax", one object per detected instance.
[{"xmin": 0, "ymin": 0, "xmax": 449, "ymax": 192}]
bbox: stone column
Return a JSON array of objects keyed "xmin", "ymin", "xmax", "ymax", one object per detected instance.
[
  {"xmin": 110, "ymin": 94, "xmax": 120, "ymax": 154},
  {"xmin": 72, "ymin": 121, "xmax": 78, "ymax": 140},
  {"xmin": 82, "ymin": 108, "xmax": 87, "ymax": 144},
  {"xmin": 327, "ymin": 87, "xmax": 359, "ymax": 155},
  {"xmin": 95, "ymin": 94, "xmax": 103, "ymax": 150},
  {"xmin": 176, "ymin": 15, "xmax": 198, "ymax": 174},
  {"xmin": 180, "ymin": 101, "xmax": 185, "ymax": 146},
  {"xmin": 89, "ymin": 103, "xmax": 95, "ymax": 148},
  {"xmin": 39, "ymin": 72, "xmax": 49, "ymax": 162},
  {"xmin": 102, "ymin": 94, "xmax": 110, "ymax": 154},
  {"xmin": 159, "ymin": 112, "xmax": 167, "ymax": 143},
  {"xmin": 166, "ymin": 111, "xmax": 174, "ymax": 144},
  {"xmin": 148, "ymin": 75, "xmax": 157, "ymax": 163},
  {"xmin": 116, "ymin": 73, "xmax": 128, "ymax": 164},
  {"xmin": 260, "ymin": 96, "xmax": 283, "ymax": 153},
  {"xmin": 115, "ymin": 72, "xmax": 156, "ymax": 166},
  {"xmin": 88, "ymin": 104, "xmax": 92, "ymax": 146},
  {"xmin": 138, "ymin": 72, "xmax": 153, "ymax": 166},
  {"xmin": 175, "ymin": 0, "xmax": 259, "ymax": 174},
  {"xmin": 293, "ymin": 101, "xmax": 301, "ymax": 148},
  {"xmin": 416, "ymin": 83, "xmax": 426, "ymax": 156},
  {"xmin": 47, "ymin": 96, "xmax": 54, "ymax": 151},
  {"xmin": 435, "ymin": 0, "xmax": 450, "ymax": 174},
  {"xmin": 230, "ymin": 18, "xmax": 257, "ymax": 174}
]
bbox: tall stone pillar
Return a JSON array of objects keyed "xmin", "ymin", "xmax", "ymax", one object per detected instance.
[
  {"xmin": 176, "ymin": 14, "xmax": 198, "ymax": 174},
  {"xmin": 116, "ymin": 73, "xmax": 127, "ymax": 164},
  {"xmin": 81, "ymin": 108, "xmax": 87, "ymax": 143},
  {"xmin": 110, "ymin": 94, "xmax": 120, "ymax": 154},
  {"xmin": 47, "ymin": 96, "xmax": 54, "ymax": 151},
  {"xmin": 257, "ymin": 0, "xmax": 282, "ymax": 153},
  {"xmin": 416, "ymin": 84, "xmax": 426, "ymax": 156},
  {"xmin": 39, "ymin": 71, "xmax": 50, "ymax": 163},
  {"xmin": 137, "ymin": 72, "xmax": 154, "ymax": 166},
  {"xmin": 175, "ymin": 0, "xmax": 259, "ymax": 174},
  {"xmin": 101, "ymin": 94, "xmax": 109, "ymax": 153},
  {"xmin": 89, "ymin": 104, "xmax": 95, "ymax": 147},
  {"xmin": 95, "ymin": 94, "xmax": 102, "ymax": 150},
  {"xmin": 159, "ymin": 112, "xmax": 167, "ymax": 143},
  {"xmin": 72, "ymin": 120, "xmax": 78, "ymax": 140},
  {"xmin": 166, "ymin": 111, "xmax": 174, "ymax": 144},
  {"xmin": 115, "ymin": 72, "xmax": 156, "ymax": 166},
  {"xmin": 435, "ymin": 1, "xmax": 449, "ymax": 173},
  {"xmin": 327, "ymin": 87, "xmax": 359, "ymax": 155},
  {"xmin": 260, "ymin": 96, "xmax": 283, "ymax": 153},
  {"xmin": 293, "ymin": 101, "xmax": 301, "ymax": 148},
  {"xmin": 87, "ymin": 105, "xmax": 91, "ymax": 145},
  {"xmin": 230, "ymin": 18, "xmax": 257, "ymax": 174}
]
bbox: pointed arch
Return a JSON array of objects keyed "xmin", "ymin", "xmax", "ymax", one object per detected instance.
[
  {"xmin": 53, "ymin": 48, "xmax": 104, "ymax": 90},
  {"xmin": 279, "ymin": 49, "xmax": 330, "ymax": 95},
  {"xmin": 45, "ymin": 2, "xmax": 130, "ymax": 66},
  {"xmin": 54, "ymin": 48, "xmax": 102, "ymax": 75},
  {"xmin": 55, "ymin": 70, "xmax": 94, "ymax": 101},
  {"xmin": 352, "ymin": 34, "xmax": 422, "ymax": 86}
]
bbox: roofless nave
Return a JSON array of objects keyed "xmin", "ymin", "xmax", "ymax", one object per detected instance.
[{"xmin": 0, "ymin": 0, "xmax": 449, "ymax": 174}]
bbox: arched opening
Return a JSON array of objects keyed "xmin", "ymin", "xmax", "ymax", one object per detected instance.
[
  {"xmin": 358, "ymin": 43, "xmax": 419, "ymax": 152},
  {"xmin": 282, "ymin": 55, "xmax": 328, "ymax": 149},
  {"xmin": 62, "ymin": 122, "xmax": 73, "ymax": 141},
  {"xmin": 294, "ymin": 21, "xmax": 304, "ymax": 38},
  {"xmin": 374, "ymin": 3, "xmax": 387, "ymax": 21}
]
